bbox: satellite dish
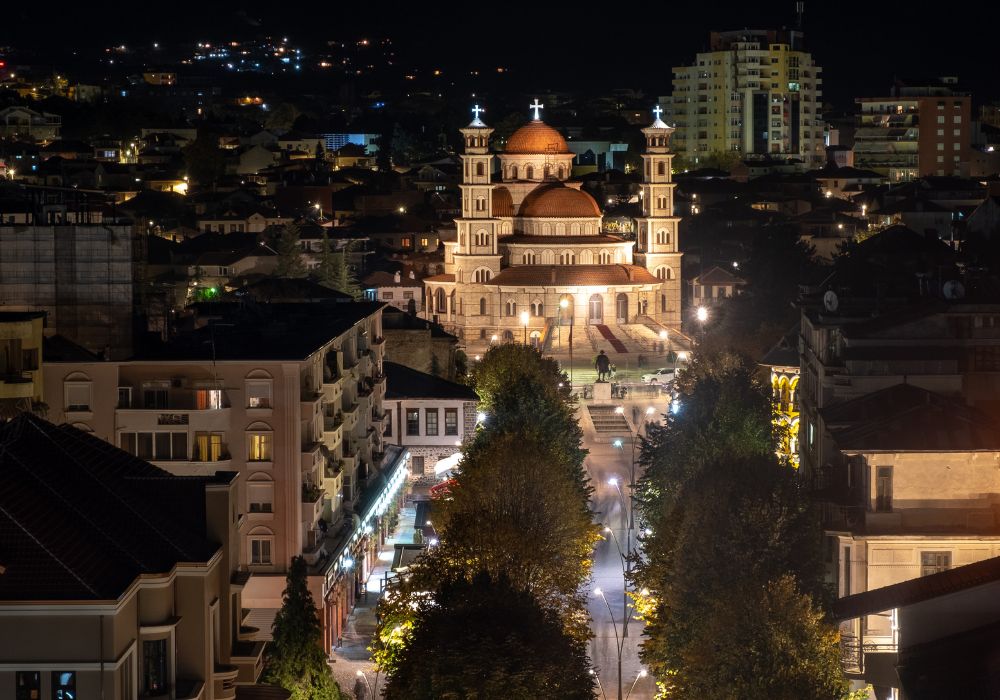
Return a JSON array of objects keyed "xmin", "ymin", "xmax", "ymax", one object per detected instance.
[
  {"xmin": 943, "ymin": 280, "xmax": 966, "ymax": 300},
  {"xmin": 823, "ymin": 290, "xmax": 839, "ymax": 313}
]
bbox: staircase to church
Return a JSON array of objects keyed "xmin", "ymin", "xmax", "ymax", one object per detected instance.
[{"xmin": 586, "ymin": 405, "xmax": 631, "ymax": 435}]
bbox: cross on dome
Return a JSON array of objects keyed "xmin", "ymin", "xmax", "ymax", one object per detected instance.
[
  {"xmin": 472, "ymin": 104, "xmax": 484, "ymax": 119},
  {"xmin": 653, "ymin": 105, "xmax": 663, "ymax": 120},
  {"xmin": 529, "ymin": 98, "xmax": 544, "ymax": 121}
]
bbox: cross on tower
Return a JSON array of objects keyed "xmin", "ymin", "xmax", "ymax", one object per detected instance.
[
  {"xmin": 471, "ymin": 104, "xmax": 484, "ymax": 120},
  {"xmin": 653, "ymin": 105, "xmax": 664, "ymax": 120},
  {"xmin": 529, "ymin": 98, "xmax": 544, "ymax": 121}
]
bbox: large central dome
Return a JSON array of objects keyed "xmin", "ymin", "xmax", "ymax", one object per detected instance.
[
  {"xmin": 518, "ymin": 183, "xmax": 601, "ymax": 218},
  {"xmin": 505, "ymin": 120, "xmax": 571, "ymax": 154}
]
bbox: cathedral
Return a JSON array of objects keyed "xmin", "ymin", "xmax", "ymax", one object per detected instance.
[{"xmin": 423, "ymin": 102, "xmax": 682, "ymax": 348}]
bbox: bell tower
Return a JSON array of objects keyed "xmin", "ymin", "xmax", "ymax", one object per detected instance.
[
  {"xmin": 634, "ymin": 106, "xmax": 683, "ymax": 328},
  {"xmin": 455, "ymin": 105, "xmax": 502, "ymax": 273}
]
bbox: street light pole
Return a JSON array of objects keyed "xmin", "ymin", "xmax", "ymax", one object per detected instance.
[
  {"xmin": 520, "ymin": 310, "xmax": 530, "ymax": 345},
  {"xmin": 594, "ymin": 588, "xmax": 624, "ymax": 700}
]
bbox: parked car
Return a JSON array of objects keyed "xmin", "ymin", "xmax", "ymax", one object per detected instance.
[{"xmin": 640, "ymin": 367, "xmax": 676, "ymax": 385}]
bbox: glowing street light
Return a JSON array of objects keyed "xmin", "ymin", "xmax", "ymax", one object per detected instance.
[
  {"xmin": 520, "ymin": 309, "xmax": 530, "ymax": 344},
  {"xmin": 589, "ymin": 669, "xmax": 608, "ymax": 700},
  {"xmin": 696, "ymin": 306, "xmax": 708, "ymax": 323}
]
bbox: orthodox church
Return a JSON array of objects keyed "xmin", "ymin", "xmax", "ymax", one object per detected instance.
[{"xmin": 423, "ymin": 102, "xmax": 682, "ymax": 347}]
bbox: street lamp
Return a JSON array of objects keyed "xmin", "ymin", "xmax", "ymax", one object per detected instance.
[
  {"xmin": 520, "ymin": 310, "xmax": 530, "ymax": 345},
  {"xmin": 611, "ymin": 424, "xmax": 639, "ymax": 639},
  {"xmin": 589, "ymin": 669, "xmax": 608, "ymax": 700},
  {"xmin": 560, "ymin": 297, "xmax": 575, "ymax": 386},
  {"xmin": 696, "ymin": 306, "xmax": 708, "ymax": 345},
  {"xmin": 595, "ymin": 587, "xmax": 635, "ymax": 700},
  {"xmin": 627, "ymin": 670, "xmax": 648, "ymax": 700},
  {"xmin": 355, "ymin": 669, "xmax": 382, "ymax": 697}
]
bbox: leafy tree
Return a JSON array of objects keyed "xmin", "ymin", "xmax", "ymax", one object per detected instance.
[
  {"xmin": 264, "ymin": 557, "xmax": 346, "ymax": 700},
  {"xmin": 273, "ymin": 223, "xmax": 307, "ymax": 278},
  {"xmin": 383, "ymin": 573, "xmax": 594, "ymax": 700},
  {"xmin": 183, "ymin": 131, "xmax": 226, "ymax": 188},
  {"xmin": 313, "ymin": 232, "xmax": 340, "ymax": 288},
  {"xmin": 468, "ymin": 343, "xmax": 571, "ymax": 414}
]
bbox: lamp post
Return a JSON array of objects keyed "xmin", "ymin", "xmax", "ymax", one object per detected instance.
[
  {"xmin": 627, "ymin": 670, "xmax": 648, "ymax": 700},
  {"xmin": 589, "ymin": 669, "xmax": 608, "ymax": 700},
  {"xmin": 696, "ymin": 305, "xmax": 708, "ymax": 345},
  {"xmin": 356, "ymin": 669, "xmax": 381, "ymax": 698},
  {"xmin": 612, "ymin": 416, "xmax": 639, "ymax": 639},
  {"xmin": 594, "ymin": 587, "xmax": 643, "ymax": 700},
  {"xmin": 560, "ymin": 298, "xmax": 574, "ymax": 385},
  {"xmin": 520, "ymin": 309, "xmax": 530, "ymax": 345}
]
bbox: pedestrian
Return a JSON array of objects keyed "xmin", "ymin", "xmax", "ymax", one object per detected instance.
[
  {"xmin": 354, "ymin": 676, "xmax": 367, "ymax": 700},
  {"xmin": 595, "ymin": 350, "xmax": 611, "ymax": 382}
]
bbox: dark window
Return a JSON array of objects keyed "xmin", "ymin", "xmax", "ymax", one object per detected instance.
[
  {"xmin": 142, "ymin": 639, "xmax": 168, "ymax": 695},
  {"xmin": 117, "ymin": 387, "xmax": 132, "ymax": 408},
  {"xmin": 412, "ymin": 456, "xmax": 425, "ymax": 474},
  {"xmin": 137, "ymin": 432, "xmax": 154, "ymax": 460},
  {"xmin": 445, "ymin": 408, "xmax": 458, "ymax": 436},
  {"xmin": 120, "ymin": 433, "xmax": 137, "ymax": 456},
  {"xmin": 875, "ymin": 466, "xmax": 892, "ymax": 512},
  {"xmin": 425, "ymin": 409, "xmax": 439, "ymax": 436},
  {"xmin": 16, "ymin": 672, "xmax": 40, "ymax": 700},
  {"xmin": 406, "ymin": 409, "xmax": 420, "ymax": 436},
  {"xmin": 921, "ymin": 551, "xmax": 951, "ymax": 577},
  {"xmin": 51, "ymin": 673, "xmax": 75, "ymax": 700},
  {"xmin": 384, "ymin": 410, "xmax": 392, "ymax": 437},
  {"xmin": 843, "ymin": 546, "xmax": 851, "ymax": 596},
  {"xmin": 143, "ymin": 388, "xmax": 168, "ymax": 409},
  {"xmin": 21, "ymin": 349, "xmax": 39, "ymax": 371}
]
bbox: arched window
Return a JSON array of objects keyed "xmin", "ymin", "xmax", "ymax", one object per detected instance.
[
  {"xmin": 476, "ymin": 162, "xmax": 486, "ymax": 177},
  {"xmin": 544, "ymin": 165, "xmax": 551, "ymax": 179},
  {"xmin": 248, "ymin": 526, "xmax": 275, "ymax": 565},
  {"xmin": 655, "ymin": 266, "xmax": 667, "ymax": 280},
  {"xmin": 656, "ymin": 229, "xmax": 667, "ymax": 245},
  {"xmin": 247, "ymin": 473, "xmax": 275, "ymax": 514},
  {"xmin": 449, "ymin": 290, "xmax": 456, "ymax": 315},
  {"xmin": 657, "ymin": 162, "xmax": 666, "ymax": 176},
  {"xmin": 479, "ymin": 297, "xmax": 487, "ymax": 315},
  {"xmin": 531, "ymin": 300, "xmax": 544, "ymax": 317},
  {"xmin": 560, "ymin": 251, "xmax": 575, "ymax": 265},
  {"xmin": 475, "ymin": 197, "xmax": 487, "ymax": 212},
  {"xmin": 522, "ymin": 251, "xmax": 536, "ymax": 264},
  {"xmin": 541, "ymin": 250, "xmax": 554, "ymax": 264},
  {"xmin": 435, "ymin": 288, "xmax": 446, "ymax": 313},
  {"xmin": 474, "ymin": 268, "xmax": 492, "ymax": 283},
  {"xmin": 660, "ymin": 294, "xmax": 667, "ymax": 312},
  {"xmin": 526, "ymin": 165, "xmax": 534, "ymax": 179},
  {"xmin": 505, "ymin": 299, "xmax": 517, "ymax": 317},
  {"xmin": 511, "ymin": 165, "xmax": 519, "ymax": 179},
  {"xmin": 598, "ymin": 250, "xmax": 611, "ymax": 264},
  {"xmin": 555, "ymin": 223, "xmax": 566, "ymax": 235},
  {"xmin": 475, "ymin": 230, "xmax": 489, "ymax": 246},
  {"xmin": 557, "ymin": 166, "xmax": 565, "ymax": 179},
  {"xmin": 657, "ymin": 195, "xmax": 667, "ymax": 210}
]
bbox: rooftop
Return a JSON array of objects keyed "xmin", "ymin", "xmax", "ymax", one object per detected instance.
[
  {"xmin": 0, "ymin": 415, "xmax": 228, "ymax": 601},
  {"xmin": 384, "ymin": 362, "xmax": 478, "ymax": 401}
]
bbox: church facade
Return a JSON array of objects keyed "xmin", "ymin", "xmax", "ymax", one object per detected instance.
[{"xmin": 423, "ymin": 104, "xmax": 682, "ymax": 347}]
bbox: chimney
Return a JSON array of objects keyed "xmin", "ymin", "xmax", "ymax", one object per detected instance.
[{"xmin": 393, "ymin": 271, "xmax": 401, "ymax": 284}]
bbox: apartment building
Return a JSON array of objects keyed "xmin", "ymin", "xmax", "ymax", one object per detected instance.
[
  {"xmin": 0, "ymin": 414, "xmax": 265, "ymax": 700},
  {"xmin": 43, "ymin": 301, "xmax": 409, "ymax": 656},
  {"xmin": 668, "ymin": 29, "xmax": 824, "ymax": 166},
  {"xmin": 855, "ymin": 79, "xmax": 971, "ymax": 181},
  {"xmin": 0, "ymin": 186, "xmax": 136, "ymax": 359}
]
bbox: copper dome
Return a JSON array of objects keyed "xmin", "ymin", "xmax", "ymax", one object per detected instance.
[
  {"xmin": 518, "ymin": 184, "xmax": 601, "ymax": 218},
  {"xmin": 505, "ymin": 120, "xmax": 571, "ymax": 154}
]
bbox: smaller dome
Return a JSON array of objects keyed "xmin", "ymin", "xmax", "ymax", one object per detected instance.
[
  {"xmin": 518, "ymin": 184, "xmax": 601, "ymax": 218},
  {"xmin": 505, "ymin": 121, "xmax": 571, "ymax": 154}
]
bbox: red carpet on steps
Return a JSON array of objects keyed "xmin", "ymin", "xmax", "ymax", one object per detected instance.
[{"xmin": 595, "ymin": 324, "xmax": 628, "ymax": 353}]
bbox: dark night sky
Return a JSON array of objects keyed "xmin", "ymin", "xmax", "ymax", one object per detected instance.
[{"xmin": 2, "ymin": 2, "xmax": 992, "ymax": 109}]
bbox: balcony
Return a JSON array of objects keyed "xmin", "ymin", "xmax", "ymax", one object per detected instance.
[
  {"xmin": 0, "ymin": 373, "xmax": 35, "ymax": 399},
  {"xmin": 231, "ymin": 640, "xmax": 266, "ymax": 683},
  {"xmin": 301, "ymin": 483, "xmax": 324, "ymax": 523},
  {"xmin": 212, "ymin": 665, "xmax": 239, "ymax": 700}
]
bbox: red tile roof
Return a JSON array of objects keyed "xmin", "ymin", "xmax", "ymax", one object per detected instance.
[
  {"xmin": 691, "ymin": 265, "xmax": 746, "ymax": 286},
  {"xmin": 488, "ymin": 264, "xmax": 660, "ymax": 287},
  {"xmin": 518, "ymin": 183, "xmax": 601, "ymax": 218},
  {"xmin": 424, "ymin": 273, "xmax": 456, "ymax": 283},
  {"xmin": 492, "ymin": 187, "xmax": 515, "ymax": 217},
  {"xmin": 505, "ymin": 120, "xmax": 570, "ymax": 154}
]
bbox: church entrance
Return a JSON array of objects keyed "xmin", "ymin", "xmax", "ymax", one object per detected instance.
[
  {"xmin": 588, "ymin": 294, "xmax": 603, "ymax": 323},
  {"xmin": 616, "ymin": 293, "xmax": 628, "ymax": 323}
]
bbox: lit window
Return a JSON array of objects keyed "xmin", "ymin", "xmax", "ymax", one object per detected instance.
[
  {"xmin": 247, "ymin": 381, "xmax": 272, "ymax": 409},
  {"xmin": 425, "ymin": 409, "xmax": 439, "ymax": 436},
  {"xmin": 51, "ymin": 673, "xmax": 75, "ymax": 700},
  {"xmin": 445, "ymin": 408, "xmax": 459, "ymax": 435},
  {"xmin": 248, "ymin": 433, "xmax": 272, "ymax": 461},
  {"xmin": 920, "ymin": 551, "xmax": 951, "ymax": 577},
  {"xmin": 406, "ymin": 409, "xmax": 420, "ymax": 435}
]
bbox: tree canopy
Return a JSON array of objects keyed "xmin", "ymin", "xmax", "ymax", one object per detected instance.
[
  {"xmin": 273, "ymin": 223, "xmax": 307, "ymax": 278},
  {"xmin": 383, "ymin": 573, "xmax": 594, "ymax": 700}
]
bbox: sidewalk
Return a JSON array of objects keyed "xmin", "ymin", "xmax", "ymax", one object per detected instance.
[{"xmin": 329, "ymin": 496, "xmax": 419, "ymax": 696}]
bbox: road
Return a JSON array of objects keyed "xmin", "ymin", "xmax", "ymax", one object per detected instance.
[{"xmin": 580, "ymin": 387, "xmax": 667, "ymax": 700}]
